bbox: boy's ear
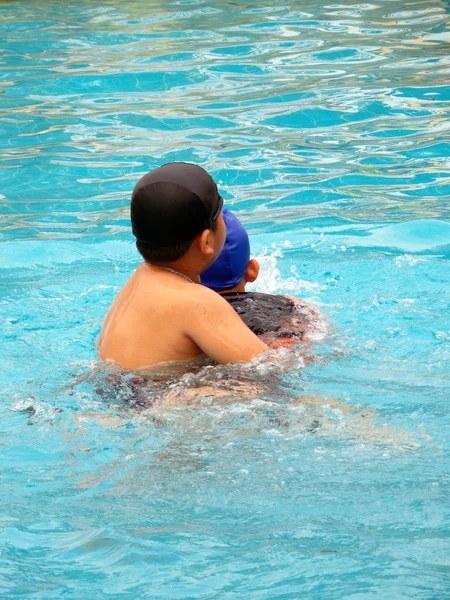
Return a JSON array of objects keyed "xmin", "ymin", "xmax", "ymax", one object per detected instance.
[
  {"xmin": 197, "ymin": 229, "xmax": 215, "ymax": 256},
  {"xmin": 244, "ymin": 258, "xmax": 259, "ymax": 283}
]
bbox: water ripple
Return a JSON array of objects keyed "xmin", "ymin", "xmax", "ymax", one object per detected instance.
[{"xmin": 1, "ymin": 0, "xmax": 449, "ymax": 240}]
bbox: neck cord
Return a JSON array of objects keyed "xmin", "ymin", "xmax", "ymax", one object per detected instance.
[{"xmin": 157, "ymin": 266, "xmax": 195, "ymax": 284}]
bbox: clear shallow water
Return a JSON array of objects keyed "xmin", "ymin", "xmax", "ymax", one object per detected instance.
[{"xmin": 1, "ymin": 0, "xmax": 450, "ymax": 598}]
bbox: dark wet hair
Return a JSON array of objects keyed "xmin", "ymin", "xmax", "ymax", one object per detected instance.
[{"xmin": 136, "ymin": 218, "xmax": 217, "ymax": 263}]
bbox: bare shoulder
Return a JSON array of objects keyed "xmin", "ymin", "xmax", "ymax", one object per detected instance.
[
  {"xmin": 188, "ymin": 283, "xmax": 225, "ymax": 302},
  {"xmin": 181, "ymin": 283, "xmax": 254, "ymax": 334},
  {"xmin": 185, "ymin": 283, "xmax": 238, "ymax": 314}
]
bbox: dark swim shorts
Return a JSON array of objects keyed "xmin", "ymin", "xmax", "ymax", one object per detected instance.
[{"xmin": 222, "ymin": 291, "xmax": 309, "ymax": 341}]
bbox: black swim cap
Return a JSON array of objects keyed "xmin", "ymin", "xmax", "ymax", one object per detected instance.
[{"xmin": 131, "ymin": 162, "xmax": 223, "ymax": 248}]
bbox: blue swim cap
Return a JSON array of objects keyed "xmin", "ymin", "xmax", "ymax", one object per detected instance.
[{"xmin": 201, "ymin": 209, "xmax": 250, "ymax": 292}]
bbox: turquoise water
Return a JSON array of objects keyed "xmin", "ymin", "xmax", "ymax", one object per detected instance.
[{"xmin": 1, "ymin": 0, "xmax": 450, "ymax": 597}]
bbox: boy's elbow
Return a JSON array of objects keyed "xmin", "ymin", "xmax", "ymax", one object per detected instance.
[{"xmin": 233, "ymin": 341, "xmax": 268, "ymax": 364}]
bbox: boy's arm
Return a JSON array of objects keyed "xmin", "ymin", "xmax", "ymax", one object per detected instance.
[{"xmin": 185, "ymin": 286, "xmax": 268, "ymax": 364}]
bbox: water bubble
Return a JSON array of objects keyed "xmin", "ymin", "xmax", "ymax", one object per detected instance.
[
  {"xmin": 434, "ymin": 331, "xmax": 450, "ymax": 341},
  {"xmin": 394, "ymin": 255, "xmax": 425, "ymax": 267},
  {"xmin": 365, "ymin": 341, "xmax": 378, "ymax": 352}
]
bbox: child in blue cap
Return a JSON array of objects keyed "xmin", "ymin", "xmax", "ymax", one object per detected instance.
[
  {"xmin": 201, "ymin": 208, "xmax": 259, "ymax": 292},
  {"xmin": 201, "ymin": 210, "xmax": 317, "ymax": 348}
]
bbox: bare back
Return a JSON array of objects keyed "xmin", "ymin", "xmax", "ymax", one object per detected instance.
[{"xmin": 98, "ymin": 263, "xmax": 267, "ymax": 370}]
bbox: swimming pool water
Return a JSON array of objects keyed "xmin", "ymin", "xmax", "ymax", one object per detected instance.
[{"xmin": 1, "ymin": 0, "xmax": 450, "ymax": 598}]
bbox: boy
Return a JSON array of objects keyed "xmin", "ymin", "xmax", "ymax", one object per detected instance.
[
  {"xmin": 201, "ymin": 209, "xmax": 320, "ymax": 347},
  {"xmin": 98, "ymin": 163, "xmax": 267, "ymax": 370}
]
